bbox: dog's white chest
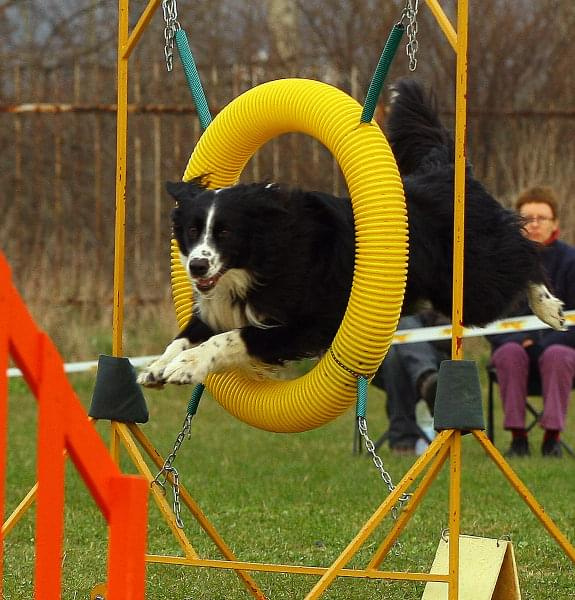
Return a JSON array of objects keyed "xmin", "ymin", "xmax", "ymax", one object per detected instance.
[
  {"xmin": 195, "ymin": 269, "xmax": 267, "ymax": 332},
  {"xmin": 199, "ymin": 295, "xmax": 250, "ymax": 332}
]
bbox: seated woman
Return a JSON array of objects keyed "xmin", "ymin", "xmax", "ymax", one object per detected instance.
[{"xmin": 488, "ymin": 186, "xmax": 575, "ymax": 458}]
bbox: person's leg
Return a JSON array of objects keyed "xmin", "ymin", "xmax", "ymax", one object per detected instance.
[
  {"xmin": 372, "ymin": 315, "xmax": 443, "ymax": 451},
  {"xmin": 393, "ymin": 316, "xmax": 442, "ymax": 412},
  {"xmin": 394, "ymin": 317, "xmax": 440, "ymax": 382},
  {"xmin": 538, "ymin": 344, "xmax": 575, "ymax": 451},
  {"xmin": 491, "ymin": 342, "xmax": 529, "ymax": 429},
  {"xmin": 375, "ymin": 344, "xmax": 421, "ymax": 450},
  {"xmin": 491, "ymin": 342, "xmax": 531, "ymax": 456}
]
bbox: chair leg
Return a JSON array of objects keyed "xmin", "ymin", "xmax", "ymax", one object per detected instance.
[
  {"xmin": 487, "ymin": 370, "xmax": 495, "ymax": 443},
  {"xmin": 560, "ymin": 440, "xmax": 575, "ymax": 457},
  {"xmin": 525, "ymin": 402, "xmax": 541, "ymax": 433},
  {"xmin": 353, "ymin": 421, "xmax": 390, "ymax": 455},
  {"xmin": 352, "ymin": 419, "xmax": 362, "ymax": 454},
  {"xmin": 373, "ymin": 430, "xmax": 390, "ymax": 453}
]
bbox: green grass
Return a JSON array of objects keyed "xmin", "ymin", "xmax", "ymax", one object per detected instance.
[{"xmin": 3, "ymin": 354, "xmax": 575, "ymax": 599}]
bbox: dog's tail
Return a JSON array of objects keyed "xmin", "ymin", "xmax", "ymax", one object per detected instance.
[{"xmin": 385, "ymin": 78, "xmax": 454, "ymax": 176}]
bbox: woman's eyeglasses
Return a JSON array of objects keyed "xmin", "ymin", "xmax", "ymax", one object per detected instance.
[{"xmin": 521, "ymin": 216, "xmax": 554, "ymax": 225}]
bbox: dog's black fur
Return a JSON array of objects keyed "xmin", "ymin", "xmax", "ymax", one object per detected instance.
[
  {"xmin": 388, "ymin": 79, "xmax": 553, "ymax": 326},
  {"xmin": 171, "ymin": 181, "xmax": 355, "ymax": 360},
  {"xmin": 138, "ymin": 78, "xmax": 564, "ymax": 388}
]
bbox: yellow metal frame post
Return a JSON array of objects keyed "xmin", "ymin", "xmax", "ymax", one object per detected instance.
[
  {"xmin": 449, "ymin": 2, "xmax": 468, "ymax": 596},
  {"xmin": 113, "ymin": 0, "xmax": 163, "ymax": 357},
  {"xmin": 107, "ymin": 1, "xmax": 267, "ymax": 597},
  {"xmin": 451, "ymin": 0, "xmax": 469, "ymax": 364}
]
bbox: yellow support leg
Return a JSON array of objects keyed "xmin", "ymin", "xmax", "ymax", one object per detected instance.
[
  {"xmin": 112, "ymin": 423, "xmax": 199, "ymax": 559},
  {"xmin": 304, "ymin": 430, "xmax": 454, "ymax": 598},
  {"xmin": 367, "ymin": 439, "xmax": 451, "ymax": 569},
  {"xmin": 123, "ymin": 0, "xmax": 162, "ymax": 59},
  {"xmin": 2, "ymin": 483, "xmax": 37, "ymax": 538},
  {"xmin": 123, "ymin": 423, "xmax": 267, "ymax": 599},
  {"xmin": 424, "ymin": 0, "xmax": 457, "ymax": 50},
  {"xmin": 474, "ymin": 430, "xmax": 575, "ymax": 563}
]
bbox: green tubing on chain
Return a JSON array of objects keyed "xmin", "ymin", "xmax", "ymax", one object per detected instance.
[
  {"xmin": 356, "ymin": 376, "xmax": 369, "ymax": 419},
  {"xmin": 172, "ymin": 29, "xmax": 209, "ymax": 421},
  {"xmin": 187, "ymin": 383, "xmax": 205, "ymax": 416},
  {"xmin": 360, "ymin": 23, "xmax": 405, "ymax": 124},
  {"xmin": 175, "ymin": 29, "xmax": 213, "ymax": 131}
]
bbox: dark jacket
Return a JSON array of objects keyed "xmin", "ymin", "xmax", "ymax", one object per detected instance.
[{"xmin": 488, "ymin": 239, "xmax": 575, "ymax": 351}]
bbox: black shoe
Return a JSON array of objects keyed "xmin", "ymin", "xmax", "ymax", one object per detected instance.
[
  {"xmin": 418, "ymin": 371, "xmax": 438, "ymax": 415},
  {"xmin": 541, "ymin": 438, "xmax": 563, "ymax": 458},
  {"xmin": 390, "ymin": 441, "xmax": 416, "ymax": 456},
  {"xmin": 504, "ymin": 437, "xmax": 530, "ymax": 458}
]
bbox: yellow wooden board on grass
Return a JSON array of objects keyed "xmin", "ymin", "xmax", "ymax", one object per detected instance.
[{"xmin": 422, "ymin": 535, "xmax": 521, "ymax": 599}]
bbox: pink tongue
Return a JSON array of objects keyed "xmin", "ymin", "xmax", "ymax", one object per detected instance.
[{"xmin": 197, "ymin": 275, "xmax": 218, "ymax": 291}]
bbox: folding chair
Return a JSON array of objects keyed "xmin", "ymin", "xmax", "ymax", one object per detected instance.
[{"xmin": 486, "ymin": 364, "xmax": 575, "ymax": 456}]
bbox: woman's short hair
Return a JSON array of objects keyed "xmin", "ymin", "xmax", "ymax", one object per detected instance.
[{"xmin": 515, "ymin": 186, "xmax": 558, "ymax": 219}]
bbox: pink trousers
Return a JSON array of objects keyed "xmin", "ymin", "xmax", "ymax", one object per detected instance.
[{"xmin": 491, "ymin": 342, "xmax": 575, "ymax": 431}]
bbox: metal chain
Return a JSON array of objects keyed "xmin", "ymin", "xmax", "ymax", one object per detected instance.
[
  {"xmin": 152, "ymin": 412, "xmax": 193, "ymax": 528},
  {"xmin": 400, "ymin": 0, "xmax": 419, "ymax": 71},
  {"xmin": 358, "ymin": 416, "xmax": 411, "ymax": 519},
  {"xmin": 162, "ymin": 0, "xmax": 181, "ymax": 72},
  {"xmin": 329, "ymin": 348, "xmax": 375, "ymax": 380}
]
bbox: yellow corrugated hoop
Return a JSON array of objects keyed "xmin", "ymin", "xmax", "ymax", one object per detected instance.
[{"xmin": 171, "ymin": 78, "xmax": 408, "ymax": 433}]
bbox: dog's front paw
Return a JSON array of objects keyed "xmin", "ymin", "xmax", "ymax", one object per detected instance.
[
  {"xmin": 163, "ymin": 348, "xmax": 211, "ymax": 386},
  {"xmin": 162, "ymin": 331, "xmax": 247, "ymax": 385},
  {"xmin": 137, "ymin": 362, "xmax": 168, "ymax": 388},
  {"xmin": 136, "ymin": 338, "xmax": 193, "ymax": 388}
]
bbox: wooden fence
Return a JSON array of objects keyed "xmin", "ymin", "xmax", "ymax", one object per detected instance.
[
  {"xmin": 1, "ymin": 58, "xmax": 574, "ymax": 305},
  {"xmin": 0, "ymin": 59, "xmax": 350, "ymax": 304}
]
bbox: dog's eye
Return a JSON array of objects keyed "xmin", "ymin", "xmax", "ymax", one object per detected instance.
[
  {"xmin": 217, "ymin": 228, "xmax": 231, "ymax": 239},
  {"xmin": 187, "ymin": 226, "xmax": 199, "ymax": 240}
]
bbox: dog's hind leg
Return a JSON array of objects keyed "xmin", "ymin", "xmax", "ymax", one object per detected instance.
[{"xmin": 527, "ymin": 282, "xmax": 566, "ymax": 331}]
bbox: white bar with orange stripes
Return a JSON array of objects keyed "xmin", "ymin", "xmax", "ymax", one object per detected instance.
[{"xmin": 7, "ymin": 311, "xmax": 574, "ymax": 378}]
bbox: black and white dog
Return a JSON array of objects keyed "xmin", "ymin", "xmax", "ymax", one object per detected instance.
[{"xmin": 138, "ymin": 79, "xmax": 565, "ymax": 388}]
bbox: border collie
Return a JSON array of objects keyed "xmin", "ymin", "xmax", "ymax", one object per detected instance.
[{"xmin": 137, "ymin": 79, "xmax": 564, "ymax": 388}]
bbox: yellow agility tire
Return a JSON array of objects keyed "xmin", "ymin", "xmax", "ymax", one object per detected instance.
[{"xmin": 171, "ymin": 78, "xmax": 407, "ymax": 433}]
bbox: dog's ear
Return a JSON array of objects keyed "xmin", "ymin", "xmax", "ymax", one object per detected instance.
[{"xmin": 165, "ymin": 177, "xmax": 207, "ymax": 203}]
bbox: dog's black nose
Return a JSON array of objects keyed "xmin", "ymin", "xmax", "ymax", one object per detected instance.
[{"xmin": 188, "ymin": 257, "xmax": 210, "ymax": 277}]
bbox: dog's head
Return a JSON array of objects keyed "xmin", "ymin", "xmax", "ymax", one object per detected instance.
[{"xmin": 167, "ymin": 179, "xmax": 286, "ymax": 295}]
